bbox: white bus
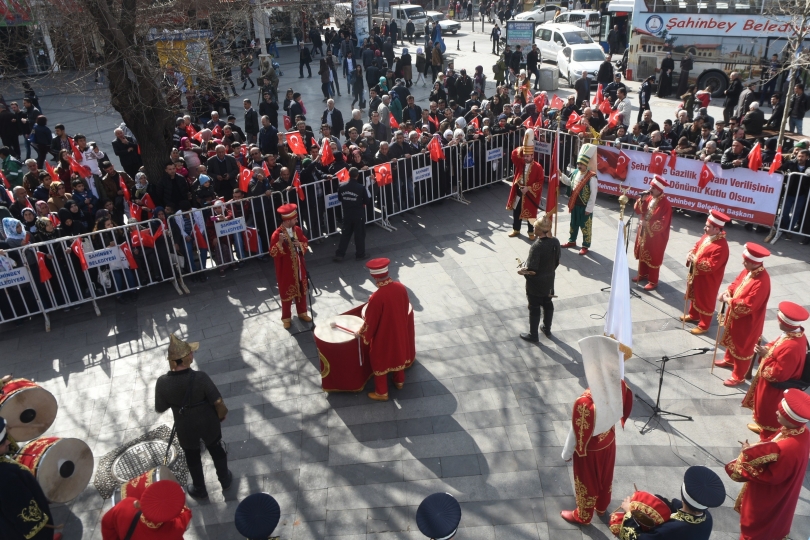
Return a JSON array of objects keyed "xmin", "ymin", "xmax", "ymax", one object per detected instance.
[{"xmin": 602, "ymin": 0, "xmax": 794, "ymax": 96}]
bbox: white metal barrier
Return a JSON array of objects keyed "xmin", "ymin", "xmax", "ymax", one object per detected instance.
[{"xmin": 771, "ymin": 172, "xmax": 810, "ymax": 244}]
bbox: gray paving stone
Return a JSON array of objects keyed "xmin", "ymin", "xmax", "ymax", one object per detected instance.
[{"xmin": 441, "ymin": 454, "xmax": 482, "ymax": 478}]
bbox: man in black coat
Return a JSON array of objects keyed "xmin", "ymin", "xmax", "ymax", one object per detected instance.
[
  {"xmin": 607, "ymin": 25, "xmax": 623, "ymax": 55},
  {"xmin": 597, "ymin": 56, "xmax": 614, "ymax": 86},
  {"xmin": 741, "ymin": 102, "xmax": 765, "ymax": 135},
  {"xmin": 206, "ymin": 145, "xmax": 239, "ymax": 200},
  {"xmin": 334, "ymin": 167, "xmax": 372, "ymax": 261},
  {"xmin": 321, "ymin": 99, "xmax": 345, "ymax": 139},
  {"xmin": 723, "ymin": 72, "xmax": 743, "ymax": 124},
  {"xmin": 526, "ymin": 44, "xmax": 540, "ymax": 90},
  {"xmin": 518, "ymin": 213, "xmax": 560, "ymax": 341},
  {"xmin": 765, "ymin": 93, "xmax": 784, "ymax": 131},
  {"xmin": 455, "ymin": 69, "xmax": 474, "ymax": 103},
  {"xmin": 159, "ymin": 161, "xmax": 191, "ymax": 212},
  {"xmin": 574, "ymin": 71, "xmax": 590, "ymax": 108},
  {"xmin": 243, "ymin": 99, "xmax": 259, "ymax": 144},
  {"xmin": 111, "ymin": 128, "xmax": 142, "ymax": 180},
  {"xmin": 508, "ymin": 45, "xmax": 522, "ymax": 74}
]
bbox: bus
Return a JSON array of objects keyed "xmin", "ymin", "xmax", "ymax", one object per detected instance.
[{"xmin": 601, "ymin": 0, "xmax": 794, "ymax": 96}]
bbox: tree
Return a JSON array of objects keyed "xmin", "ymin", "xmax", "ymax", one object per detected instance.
[{"xmin": 6, "ymin": 0, "xmax": 253, "ymax": 188}]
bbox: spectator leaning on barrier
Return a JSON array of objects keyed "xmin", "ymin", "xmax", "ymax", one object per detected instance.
[
  {"xmin": 742, "ymin": 102, "xmax": 765, "ymax": 136},
  {"xmin": 721, "ymin": 139, "xmax": 749, "ymax": 169}
]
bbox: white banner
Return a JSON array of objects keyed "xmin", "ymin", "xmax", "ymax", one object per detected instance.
[
  {"xmin": 534, "ymin": 141, "xmax": 551, "ymax": 156},
  {"xmin": 215, "ymin": 216, "xmax": 246, "ymax": 237},
  {"xmin": 0, "ymin": 267, "xmax": 30, "ymax": 288},
  {"xmin": 413, "ymin": 166, "xmax": 432, "ymax": 183},
  {"xmin": 86, "ymin": 248, "xmax": 118, "ymax": 269},
  {"xmin": 325, "ymin": 193, "xmax": 341, "ymax": 209},
  {"xmin": 596, "ymin": 147, "xmax": 783, "ymax": 226},
  {"xmin": 487, "ymin": 148, "xmax": 503, "ymax": 162}
]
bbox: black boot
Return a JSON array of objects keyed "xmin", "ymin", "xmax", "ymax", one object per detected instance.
[{"xmin": 187, "ymin": 484, "xmax": 209, "ymax": 499}]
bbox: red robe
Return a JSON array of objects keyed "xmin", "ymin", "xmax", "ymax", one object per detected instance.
[
  {"xmin": 570, "ymin": 382, "xmax": 634, "ymax": 524},
  {"xmin": 269, "ymin": 225, "xmax": 309, "ymax": 303},
  {"xmin": 725, "ymin": 426, "xmax": 810, "ymax": 540},
  {"xmin": 358, "ymin": 278, "xmax": 411, "ymax": 376},
  {"xmin": 633, "ymin": 193, "xmax": 672, "ymax": 272},
  {"xmin": 721, "ymin": 267, "xmax": 771, "ymax": 363},
  {"xmin": 685, "ymin": 232, "xmax": 729, "ymax": 325},
  {"xmin": 101, "ymin": 497, "xmax": 191, "ymax": 540},
  {"xmin": 506, "ymin": 148, "xmax": 544, "ymax": 221},
  {"xmin": 742, "ymin": 330, "xmax": 807, "ymax": 439}
]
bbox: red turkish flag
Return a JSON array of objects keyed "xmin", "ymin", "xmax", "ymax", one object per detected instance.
[
  {"xmin": 668, "ymin": 149, "xmax": 677, "ymax": 169},
  {"xmin": 592, "ymin": 84, "xmax": 603, "ymax": 106},
  {"xmin": 129, "ymin": 202, "xmax": 141, "ymax": 222},
  {"xmin": 283, "ymin": 115, "xmax": 293, "ymax": 131},
  {"xmin": 698, "ymin": 162, "xmax": 716, "ymax": 189},
  {"xmin": 321, "ymin": 140, "xmax": 335, "ymax": 166},
  {"xmin": 748, "ymin": 142, "xmax": 762, "ymax": 171},
  {"xmin": 522, "ymin": 116, "xmax": 534, "ymax": 128},
  {"xmin": 119, "ymin": 242, "xmax": 138, "ymax": 269},
  {"xmin": 550, "ymin": 95, "xmax": 565, "ymax": 109},
  {"xmin": 470, "ymin": 117, "xmax": 480, "ymax": 130},
  {"xmin": 292, "ymin": 171, "xmax": 305, "ymax": 200},
  {"xmin": 49, "ymin": 213, "xmax": 60, "ymax": 227},
  {"xmin": 131, "ymin": 226, "xmax": 163, "ymax": 248},
  {"xmin": 68, "ymin": 137, "xmax": 83, "ymax": 161},
  {"xmin": 286, "ymin": 132, "xmax": 307, "ymax": 154},
  {"xmin": 262, "ymin": 161, "xmax": 271, "ymax": 178},
  {"xmin": 533, "ymin": 93, "xmax": 546, "ymax": 110},
  {"xmin": 243, "ymin": 227, "xmax": 259, "ymax": 253},
  {"xmin": 0, "ymin": 171, "xmax": 9, "ymax": 189},
  {"xmin": 212, "ymin": 125, "xmax": 223, "ymax": 138},
  {"xmin": 194, "ymin": 224, "xmax": 208, "ymax": 250},
  {"xmin": 70, "ymin": 238, "xmax": 88, "ymax": 271},
  {"xmin": 141, "ymin": 193, "xmax": 156, "ymax": 210},
  {"xmin": 428, "ymin": 136, "xmax": 445, "ymax": 161},
  {"xmin": 36, "ymin": 252, "xmax": 52, "ymax": 283},
  {"xmin": 649, "ymin": 151, "xmax": 667, "ymax": 175},
  {"xmin": 119, "ymin": 176, "xmax": 131, "ymax": 202},
  {"xmin": 607, "ymin": 109, "xmax": 622, "ymax": 128},
  {"xmin": 599, "ymin": 99, "xmax": 612, "ymax": 116},
  {"xmin": 336, "ymin": 168, "xmax": 350, "ymax": 183},
  {"xmin": 615, "ymin": 150, "xmax": 630, "ymax": 180},
  {"xmin": 45, "ymin": 162, "xmax": 59, "ymax": 183},
  {"xmin": 428, "ymin": 114, "xmax": 440, "ymax": 130},
  {"xmin": 185, "ymin": 124, "xmax": 198, "ymax": 138},
  {"xmin": 565, "ymin": 111, "xmax": 581, "ymax": 130},
  {"xmin": 238, "ymin": 163, "xmax": 253, "ymax": 193},
  {"xmin": 769, "ymin": 147, "xmax": 783, "ymax": 174},
  {"xmin": 67, "ymin": 155, "xmax": 92, "ymax": 178},
  {"xmin": 390, "ymin": 113, "xmax": 400, "ymax": 129},
  {"xmin": 192, "ymin": 131, "xmax": 204, "ymax": 142},
  {"xmin": 373, "ymin": 162, "xmax": 393, "ymax": 186}
]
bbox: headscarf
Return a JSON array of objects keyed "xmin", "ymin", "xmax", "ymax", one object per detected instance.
[
  {"xmin": 416, "ymin": 47, "xmax": 424, "ymax": 55},
  {"xmin": 453, "ymin": 128, "xmax": 465, "ymax": 140},
  {"xmin": 50, "ymin": 181, "xmax": 64, "ymax": 195},
  {"xmin": 180, "ymin": 137, "xmax": 190, "ymax": 149},
  {"xmin": 443, "ymin": 129, "xmax": 454, "ymax": 141},
  {"xmin": 455, "ymin": 117, "xmax": 467, "ymax": 129},
  {"xmin": 35, "ymin": 200, "xmax": 50, "ymax": 217},
  {"xmin": 2, "ymin": 218, "xmax": 27, "ymax": 242},
  {"xmin": 35, "ymin": 217, "xmax": 54, "ymax": 238},
  {"xmin": 402, "ymin": 48, "xmax": 409, "ymax": 55},
  {"xmin": 21, "ymin": 207, "xmax": 36, "ymax": 225},
  {"xmin": 379, "ymin": 77, "xmax": 388, "ymax": 92},
  {"xmin": 481, "ymin": 99, "xmax": 489, "ymax": 111},
  {"xmin": 58, "ymin": 206, "xmax": 83, "ymax": 235},
  {"xmin": 134, "ymin": 172, "xmax": 148, "ymax": 189}
]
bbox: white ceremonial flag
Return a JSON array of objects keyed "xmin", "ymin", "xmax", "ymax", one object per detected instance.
[{"xmin": 605, "ymin": 219, "xmax": 632, "ymax": 362}]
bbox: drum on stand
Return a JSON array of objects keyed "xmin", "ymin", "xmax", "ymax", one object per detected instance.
[
  {"xmin": 0, "ymin": 378, "xmax": 58, "ymax": 442},
  {"xmin": 16, "ymin": 437, "xmax": 94, "ymax": 503},
  {"xmin": 315, "ymin": 315, "xmax": 371, "ymax": 392},
  {"xmin": 361, "ymin": 303, "xmax": 416, "ymax": 367},
  {"xmin": 111, "ymin": 465, "xmax": 178, "ymax": 505}
]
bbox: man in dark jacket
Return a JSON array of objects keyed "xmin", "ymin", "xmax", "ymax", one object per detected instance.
[
  {"xmin": 765, "ymin": 93, "xmax": 784, "ymax": 131},
  {"xmin": 526, "ymin": 44, "xmax": 540, "ymax": 90},
  {"xmin": 597, "ymin": 56, "xmax": 614, "ymax": 86},
  {"xmin": 334, "ymin": 167, "xmax": 372, "ymax": 261},
  {"xmin": 289, "ymin": 93, "xmax": 305, "ymax": 121},
  {"xmin": 159, "ymin": 161, "xmax": 190, "ymax": 212},
  {"xmin": 383, "ymin": 38, "xmax": 395, "ymax": 69},
  {"xmin": 789, "ymin": 83, "xmax": 809, "ymax": 134},
  {"xmin": 111, "ymin": 128, "xmax": 142, "ymax": 179},
  {"xmin": 258, "ymin": 115, "xmax": 279, "ymax": 155},
  {"xmin": 455, "ymin": 69, "xmax": 474, "ymax": 103},
  {"xmin": 321, "ymin": 99, "xmax": 345, "ymax": 138},
  {"xmin": 243, "ymin": 99, "xmax": 259, "ymax": 144},
  {"xmin": 406, "ymin": 19, "xmax": 416, "ymax": 43},
  {"xmin": 206, "ymin": 145, "xmax": 239, "ymax": 200},
  {"xmin": 720, "ymin": 139, "xmax": 749, "ymax": 169},
  {"xmin": 309, "ymin": 27, "xmax": 323, "ymax": 57},
  {"xmin": 607, "ymin": 25, "xmax": 623, "ymax": 55},
  {"xmin": 518, "ymin": 213, "xmax": 560, "ymax": 341},
  {"xmin": 723, "ymin": 72, "xmax": 743, "ymax": 124},
  {"xmin": 155, "ymin": 334, "xmax": 231, "ymax": 499},
  {"xmin": 0, "ymin": 105, "xmax": 19, "ymax": 158},
  {"xmin": 508, "ymin": 45, "xmax": 522, "ymax": 74},
  {"xmin": 741, "ymin": 102, "xmax": 765, "ymax": 135},
  {"xmin": 574, "ymin": 71, "xmax": 590, "ymax": 108}
]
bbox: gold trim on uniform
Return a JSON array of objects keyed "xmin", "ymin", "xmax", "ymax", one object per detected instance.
[{"xmin": 574, "ymin": 477, "xmax": 598, "ymax": 522}]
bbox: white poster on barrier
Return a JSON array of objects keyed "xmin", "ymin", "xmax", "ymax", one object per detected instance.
[
  {"xmin": 534, "ymin": 141, "xmax": 551, "ymax": 155},
  {"xmin": 215, "ymin": 216, "xmax": 246, "ymax": 237},
  {"xmin": 325, "ymin": 193, "xmax": 341, "ymax": 209},
  {"xmin": 86, "ymin": 248, "xmax": 118, "ymax": 269},
  {"xmin": 487, "ymin": 148, "xmax": 503, "ymax": 162},
  {"xmin": 413, "ymin": 166, "xmax": 432, "ymax": 183},
  {"xmin": 596, "ymin": 147, "xmax": 783, "ymax": 226},
  {"xmin": 0, "ymin": 267, "xmax": 31, "ymax": 288}
]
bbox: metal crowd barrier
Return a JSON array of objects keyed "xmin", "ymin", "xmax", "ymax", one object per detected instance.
[{"xmin": 771, "ymin": 172, "xmax": 810, "ymax": 244}]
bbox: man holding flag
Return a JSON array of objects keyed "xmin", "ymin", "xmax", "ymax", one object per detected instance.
[
  {"xmin": 559, "ymin": 144, "xmax": 598, "ymax": 255},
  {"xmin": 506, "ymin": 129, "xmax": 544, "ymax": 239}
]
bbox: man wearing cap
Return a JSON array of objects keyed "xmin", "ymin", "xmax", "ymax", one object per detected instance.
[
  {"xmin": 518, "ymin": 213, "xmax": 560, "ymax": 341},
  {"xmin": 0, "ymin": 417, "xmax": 58, "ymax": 540},
  {"xmin": 506, "ymin": 129, "xmax": 544, "ymax": 240},
  {"xmin": 632, "ymin": 175, "xmax": 672, "ymax": 291},
  {"xmin": 613, "ymin": 466, "xmax": 725, "ymax": 539},
  {"xmin": 101, "ymin": 480, "xmax": 191, "ymax": 539},
  {"xmin": 155, "ymin": 334, "xmax": 231, "ymax": 499},
  {"xmin": 726, "ymin": 388, "xmax": 810, "ymax": 540},
  {"xmin": 358, "ymin": 258, "xmax": 411, "ymax": 401},
  {"xmin": 681, "ymin": 210, "xmax": 730, "ymax": 334},
  {"xmin": 270, "ymin": 203, "xmax": 312, "ymax": 329},
  {"xmin": 742, "ymin": 302, "xmax": 808, "ymax": 440},
  {"xmin": 559, "ymin": 144, "xmax": 598, "ymax": 255},
  {"xmin": 235, "ymin": 493, "xmax": 281, "ymax": 540},
  {"xmin": 715, "ymin": 242, "xmax": 772, "ymax": 386},
  {"xmin": 334, "ymin": 167, "xmax": 372, "ymax": 262},
  {"xmin": 416, "ymin": 492, "xmax": 461, "ymax": 540}
]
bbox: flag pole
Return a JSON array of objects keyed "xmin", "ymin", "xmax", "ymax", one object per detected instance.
[{"xmin": 553, "ymin": 122, "xmax": 560, "ymax": 237}]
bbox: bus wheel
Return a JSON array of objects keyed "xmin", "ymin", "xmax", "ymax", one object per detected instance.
[{"xmin": 698, "ymin": 71, "xmax": 728, "ymax": 98}]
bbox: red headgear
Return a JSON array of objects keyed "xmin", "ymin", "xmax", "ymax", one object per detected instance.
[
  {"xmin": 139, "ymin": 480, "xmax": 186, "ymax": 524},
  {"xmin": 778, "ymin": 388, "xmax": 810, "ymax": 425},
  {"xmin": 277, "ymin": 203, "xmax": 298, "ymax": 220},
  {"xmin": 742, "ymin": 242, "xmax": 770, "ymax": 264},
  {"xmin": 706, "ymin": 209, "xmax": 730, "ymax": 228},
  {"xmin": 777, "ymin": 301, "xmax": 809, "ymax": 329},
  {"xmin": 650, "ymin": 175, "xmax": 669, "ymax": 192},
  {"xmin": 366, "ymin": 258, "xmax": 390, "ymax": 279}
]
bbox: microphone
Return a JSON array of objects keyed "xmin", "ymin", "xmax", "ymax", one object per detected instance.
[{"xmin": 694, "ymin": 347, "xmax": 711, "ymax": 352}]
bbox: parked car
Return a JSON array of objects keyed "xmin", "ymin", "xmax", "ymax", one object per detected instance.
[
  {"xmin": 426, "ymin": 11, "xmax": 462, "ymax": 34},
  {"xmin": 514, "ymin": 5, "xmax": 567, "ymax": 23},
  {"xmin": 534, "ymin": 23, "xmax": 595, "ymax": 64},
  {"xmin": 557, "ymin": 43, "xmax": 606, "ymax": 87}
]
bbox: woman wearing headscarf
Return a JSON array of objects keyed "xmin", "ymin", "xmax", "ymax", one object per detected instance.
[
  {"xmin": 657, "ymin": 52, "xmax": 675, "ymax": 98},
  {"xmin": 19, "ymin": 207, "xmax": 38, "ymax": 235},
  {"xmin": 399, "ymin": 48, "xmax": 413, "ymax": 87},
  {"xmin": 2, "ymin": 218, "xmax": 29, "ymax": 247},
  {"xmin": 428, "ymin": 81, "xmax": 446, "ymax": 105},
  {"xmin": 473, "ymin": 65, "xmax": 487, "ymax": 95},
  {"xmin": 415, "ymin": 48, "xmax": 427, "ymax": 86},
  {"xmin": 377, "ymin": 76, "xmax": 389, "ymax": 95},
  {"xmin": 389, "ymin": 91, "xmax": 403, "ymax": 124},
  {"xmin": 490, "ymin": 94, "xmax": 503, "ymax": 116},
  {"xmin": 47, "ymin": 181, "xmax": 68, "ymax": 213},
  {"xmin": 58, "ymin": 202, "xmax": 86, "ymax": 237}
]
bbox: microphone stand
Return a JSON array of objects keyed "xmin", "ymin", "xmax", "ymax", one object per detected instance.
[{"xmin": 636, "ymin": 348, "xmax": 710, "ymax": 434}]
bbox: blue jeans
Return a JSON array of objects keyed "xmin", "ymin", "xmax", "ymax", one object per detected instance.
[
  {"xmin": 112, "ymin": 268, "xmax": 137, "ymax": 296},
  {"xmin": 233, "ymin": 233, "xmax": 247, "ymax": 260},
  {"xmin": 184, "ymin": 240, "xmax": 208, "ymax": 272},
  {"xmin": 267, "ymin": 42, "xmax": 280, "ymax": 58},
  {"xmin": 790, "ymin": 116, "xmax": 803, "ymax": 134},
  {"xmin": 24, "ymin": 137, "xmax": 31, "ymax": 160},
  {"xmin": 780, "ymin": 195, "xmax": 808, "ymax": 231}
]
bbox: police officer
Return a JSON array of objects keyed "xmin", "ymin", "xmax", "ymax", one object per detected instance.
[{"xmin": 334, "ymin": 167, "xmax": 372, "ymax": 261}]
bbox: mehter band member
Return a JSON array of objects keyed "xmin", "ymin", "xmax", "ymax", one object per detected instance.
[
  {"xmin": 632, "ymin": 174, "xmax": 672, "ymax": 291},
  {"xmin": 506, "ymin": 129, "xmax": 544, "ymax": 239},
  {"xmin": 270, "ymin": 203, "xmax": 312, "ymax": 329},
  {"xmin": 559, "ymin": 143, "xmax": 598, "ymax": 255},
  {"xmin": 100, "ymin": 480, "xmax": 191, "ymax": 540}
]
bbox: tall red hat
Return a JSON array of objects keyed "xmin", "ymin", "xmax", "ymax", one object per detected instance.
[
  {"xmin": 707, "ymin": 209, "xmax": 730, "ymax": 227},
  {"xmin": 742, "ymin": 242, "xmax": 770, "ymax": 264},
  {"xmin": 277, "ymin": 203, "xmax": 298, "ymax": 220},
  {"xmin": 779, "ymin": 388, "xmax": 810, "ymax": 425},
  {"xmin": 366, "ymin": 258, "xmax": 390, "ymax": 279},
  {"xmin": 777, "ymin": 301, "xmax": 809, "ymax": 329},
  {"xmin": 650, "ymin": 175, "xmax": 669, "ymax": 192},
  {"xmin": 139, "ymin": 480, "xmax": 186, "ymax": 524}
]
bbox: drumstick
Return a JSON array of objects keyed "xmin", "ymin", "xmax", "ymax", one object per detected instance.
[{"xmin": 329, "ymin": 321, "xmax": 357, "ymax": 335}]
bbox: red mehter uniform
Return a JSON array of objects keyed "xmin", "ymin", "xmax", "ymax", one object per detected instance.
[
  {"xmin": 742, "ymin": 302, "xmax": 808, "ymax": 440},
  {"xmin": 633, "ymin": 176, "xmax": 672, "ymax": 289},
  {"xmin": 569, "ymin": 382, "xmax": 633, "ymax": 524},
  {"xmin": 507, "ymin": 147, "xmax": 544, "ymax": 220},
  {"xmin": 101, "ymin": 481, "xmax": 191, "ymax": 540},
  {"xmin": 726, "ymin": 389, "xmax": 810, "ymax": 540},
  {"xmin": 359, "ymin": 258, "xmax": 411, "ymax": 399},
  {"xmin": 269, "ymin": 204, "xmax": 309, "ymax": 326},
  {"xmin": 684, "ymin": 211, "xmax": 730, "ymax": 333},
  {"xmin": 718, "ymin": 244, "xmax": 771, "ymax": 384}
]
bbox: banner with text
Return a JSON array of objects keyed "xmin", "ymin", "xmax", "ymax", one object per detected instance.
[{"xmin": 596, "ymin": 147, "xmax": 783, "ymax": 226}]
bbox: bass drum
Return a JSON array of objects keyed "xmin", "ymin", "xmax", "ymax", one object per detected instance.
[
  {"xmin": 0, "ymin": 378, "xmax": 58, "ymax": 442},
  {"xmin": 112, "ymin": 465, "xmax": 178, "ymax": 505},
  {"xmin": 16, "ymin": 437, "xmax": 94, "ymax": 503}
]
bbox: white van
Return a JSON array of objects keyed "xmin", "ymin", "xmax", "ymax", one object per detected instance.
[
  {"xmin": 534, "ymin": 23, "xmax": 596, "ymax": 64},
  {"xmin": 552, "ymin": 10, "xmax": 601, "ymax": 40},
  {"xmin": 390, "ymin": 5, "xmax": 428, "ymax": 35}
]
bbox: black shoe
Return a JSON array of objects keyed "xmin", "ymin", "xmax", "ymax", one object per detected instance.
[
  {"xmin": 220, "ymin": 470, "xmax": 233, "ymax": 491},
  {"xmin": 520, "ymin": 332, "xmax": 539, "ymax": 342},
  {"xmin": 233, "ymin": 93, "xmax": 240, "ymax": 97},
  {"xmin": 333, "ymin": 256, "xmax": 345, "ymax": 262},
  {"xmin": 356, "ymin": 253, "xmax": 370, "ymax": 260},
  {"xmin": 541, "ymin": 326, "xmax": 552, "ymax": 337},
  {"xmin": 801, "ymin": 237, "xmax": 810, "ymax": 245},
  {"xmin": 187, "ymin": 484, "xmax": 209, "ymax": 499}
]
